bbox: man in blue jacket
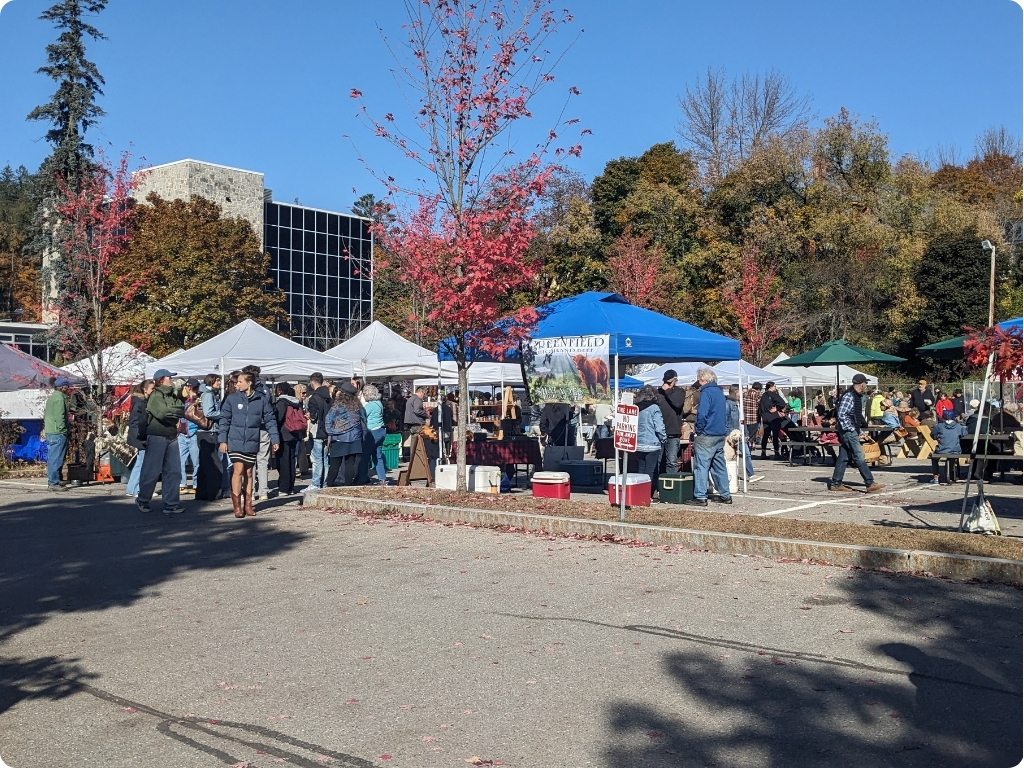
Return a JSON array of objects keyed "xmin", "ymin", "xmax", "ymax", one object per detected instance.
[{"xmin": 686, "ymin": 367, "xmax": 732, "ymax": 506}]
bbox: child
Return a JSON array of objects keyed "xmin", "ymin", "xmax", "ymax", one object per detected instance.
[{"xmin": 930, "ymin": 411, "xmax": 966, "ymax": 485}]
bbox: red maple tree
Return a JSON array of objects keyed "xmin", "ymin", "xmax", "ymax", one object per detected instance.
[
  {"xmin": 605, "ymin": 229, "xmax": 668, "ymax": 311},
  {"xmin": 722, "ymin": 244, "xmax": 789, "ymax": 366},
  {"xmin": 964, "ymin": 325, "xmax": 1023, "ymax": 383},
  {"xmin": 50, "ymin": 149, "xmax": 140, "ymax": 393},
  {"xmin": 353, "ymin": 0, "xmax": 582, "ymax": 488}
]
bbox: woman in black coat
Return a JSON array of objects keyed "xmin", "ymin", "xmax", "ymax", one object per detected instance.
[
  {"xmin": 758, "ymin": 382, "xmax": 788, "ymax": 458},
  {"xmin": 125, "ymin": 379, "xmax": 154, "ymax": 496},
  {"xmin": 273, "ymin": 382, "xmax": 304, "ymax": 495}
]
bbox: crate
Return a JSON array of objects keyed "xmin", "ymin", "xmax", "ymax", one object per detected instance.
[
  {"xmin": 559, "ymin": 459, "xmax": 604, "ymax": 488},
  {"xmin": 531, "ymin": 471, "xmax": 571, "ymax": 500},
  {"xmin": 658, "ymin": 473, "xmax": 694, "ymax": 504},
  {"xmin": 607, "ymin": 473, "xmax": 651, "ymax": 507}
]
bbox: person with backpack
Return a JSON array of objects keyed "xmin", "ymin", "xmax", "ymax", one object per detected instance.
[
  {"xmin": 306, "ymin": 372, "xmax": 333, "ymax": 491},
  {"xmin": 274, "ymin": 382, "xmax": 306, "ymax": 496},
  {"xmin": 324, "ymin": 385, "xmax": 364, "ymax": 487},
  {"xmin": 218, "ymin": 372, "xmax": 280, "ymax": 518}
]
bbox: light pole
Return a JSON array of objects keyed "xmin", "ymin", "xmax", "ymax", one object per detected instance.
[{"xmin": 981, "ymin": 240, "xmax": 996, "ymax": 328}]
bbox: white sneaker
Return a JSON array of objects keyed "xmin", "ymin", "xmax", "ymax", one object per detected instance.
[{"xmin": 748, "ymin": 475, "xmax": 765, "ymax": 483}]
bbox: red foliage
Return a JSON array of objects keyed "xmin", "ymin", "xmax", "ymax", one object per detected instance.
[
  {"xmin": 964, "ymin": 325, "xmax": 1023, "ymax": 382},
  {"xmin": 605, "ymin": 229, "xmax": 667, "ymax": 311},
  {"xmin": 722, "ymin": 245, "xmax": 788, "ymax": 367},
  {"xmin": 51, "ymin": 149, "xmax": 141, "ymax": 385}
]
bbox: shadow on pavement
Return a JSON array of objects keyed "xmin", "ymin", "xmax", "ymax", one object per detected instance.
[
  {"xmin": 602, "ymin": 571, "xmax": 1022, "ymax": 767},
  {"xmin": 0, "ymin": 489, "xmax": 306, "ymax": 716}
]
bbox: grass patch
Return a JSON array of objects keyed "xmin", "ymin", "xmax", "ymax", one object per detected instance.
[{"xmin": 317, "ymin": 485, "xmax": 1023, "ymax": 562}]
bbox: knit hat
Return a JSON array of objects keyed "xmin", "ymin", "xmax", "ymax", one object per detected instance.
[{"xmin": 662, "ymin": 369, "xmax": 677, "ymax": 383}]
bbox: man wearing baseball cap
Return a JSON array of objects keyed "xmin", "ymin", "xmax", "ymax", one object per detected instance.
[
  {"xmin": 43, "ymin": 377, "xmax": 72, "ymax": 491},
  {"xmin": 656, "ymin": 369, "xmax": 685, "ymax": 472},
  {"xmin": 828, "ymin": 373, "xmax": 884, "ymax": 493},
  {"xmin": 136, "ymin": 369, "xmax": 186, "ymax": 514},
  {"xmin": 908, "ymin": 379, "xmax": 934, "ymax": 416}
]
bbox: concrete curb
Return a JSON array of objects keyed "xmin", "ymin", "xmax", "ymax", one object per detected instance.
[{"xmin": 306, "ymin": 492, "xmax": 1023, "ymax": 585}]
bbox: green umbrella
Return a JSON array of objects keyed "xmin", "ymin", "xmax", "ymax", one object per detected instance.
[
  {"xmin": 773, "ymin": 339, "xmax": 906, "ymax": 396},
  {"xmin": 918, "ymin": 317, "xmax": 1023, "ymax": 360}
]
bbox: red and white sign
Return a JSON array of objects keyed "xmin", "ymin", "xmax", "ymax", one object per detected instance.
[{"xmin": 613, "ymin": 402, "xmax": 639, "ymax": 452}]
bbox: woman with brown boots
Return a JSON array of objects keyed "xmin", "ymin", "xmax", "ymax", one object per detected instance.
[{"xmin": 218, "ymin": 371, "xmax": 280, "ymax": 518}]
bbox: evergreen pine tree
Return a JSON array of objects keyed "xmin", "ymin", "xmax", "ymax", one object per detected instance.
[{"xmin": 27, "ymin": 0, "xmax": 109, "ymax": 195}]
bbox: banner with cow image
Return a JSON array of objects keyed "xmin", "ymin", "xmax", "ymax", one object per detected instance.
[{"xmin": 524, "ymin": 334, "xmax": 611, "ymax": 404}]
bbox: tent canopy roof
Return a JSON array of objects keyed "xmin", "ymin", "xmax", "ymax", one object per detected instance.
[
  {"xmin": 773, "ymin": 339, "xmax": 905, "ymax": 367},
  {"xmin": 766, "ymin": 352, "xmax": 878, "ymax": 386},
  {"xmin": 64, "ymin": 341, "xmax": 156, "ymax": 385},
  {"xmin": 439, "ymin": 292, "xmax": 741, "ymax": 365},
  {"xmin": 918, "ymin": 317, "xmax": 1022, "ymax": 358},
  {"xmin": 325, "ymin": 321, "xmax": 439, "ymax": 379},
  {"xmin": 146, "ymin": 319, "xmax": 353, "ymax": 378},
  {"xmin": 0, "ymin": 344, "xmax": 86, "ymax": 392},
  {"xmin": 635, "ymin": 360, "xmax": 795, "ymax": 388}
]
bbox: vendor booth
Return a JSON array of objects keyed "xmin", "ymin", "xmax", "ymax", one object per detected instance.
[
  {"xmin": 146, "ymin": 319, "xmax": 353, "ymax": 379},
  {"xmin": 438, "ymin": 292, "xmax": 747, "ymax": 503}
]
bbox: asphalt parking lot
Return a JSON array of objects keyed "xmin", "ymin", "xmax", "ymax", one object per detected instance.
[{"xmin": 0, "ymin": 472, "xmax": 1021, "ymax": 767}]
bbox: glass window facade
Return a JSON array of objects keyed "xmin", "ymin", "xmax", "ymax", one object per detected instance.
[{"xmin": 264, "ymin": 201, "xmax": 373, "ymax": 351}]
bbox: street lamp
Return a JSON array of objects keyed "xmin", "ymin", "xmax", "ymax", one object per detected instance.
[{"xmin": 981, "ymin": 240, "xmax": 996, "ymax": 328}]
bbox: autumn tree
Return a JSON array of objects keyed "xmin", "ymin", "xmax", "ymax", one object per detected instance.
[
  {"xmin": 605, "ymin": 229, "xmax": 669, "ymax": 311},
  {"xmin": 48, "ymin": 150, "xmax": 136, "ymax": 391},
  {"xmin": 107, "ymin": 195, "xmax": 287, "ymax": 357},
  {"xmin": 354, "ymin": 0, "xmax": 581, "ymax": 489},
  {"xmin": 0, "ymin": 166, "xmax": 42, "ymax": 319},
  {"xmin": 678, "ymin": 67, "xmax": 811, "ymax": 183},
  {"xmin": 721, "ymin": 244, "xmax": 789, "ymax": 366}
]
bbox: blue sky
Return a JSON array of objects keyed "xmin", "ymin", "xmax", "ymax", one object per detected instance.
[{"xmin": 0, "ymin": 0, "xmax": 1020, "ymax": 214}]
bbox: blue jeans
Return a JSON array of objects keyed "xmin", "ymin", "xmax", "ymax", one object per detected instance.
[
  {"xmin": 309, "ymin": 438, "xmax": 327, "ymax": 489},
  {"xmin": 46, "ymin": 433, "xmax": 68, "ymax": 486},
  {"xmin": 662, "ymin": 437, "xmax": 680, "ymax": 473},
  {"xmin": 692, "ymin": 434, "xmax": 730, "ymax": 501},
  {"xmin": 126, "ymin": 448, "xmax": 146, "ymax": 495},
  {"xmin": 367, "ymin": 427, "xmax": 387, "ymax": 483},
  {"xmin": 831, "ymin": 430, "xmax": 874, "ymax": 486},
  {"xmin": 178, "ymin": 433, "xmax": 199, "ymax": 488}
]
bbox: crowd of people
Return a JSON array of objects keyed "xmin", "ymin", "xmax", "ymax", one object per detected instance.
[{"xmin": 38, "ymin": 361, "xmax": 1023, "ymax": 511}]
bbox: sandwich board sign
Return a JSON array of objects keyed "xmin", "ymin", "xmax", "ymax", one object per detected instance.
[{"xmin": 613, "ymin": 402, "xmax": 639, "ymax": 452}]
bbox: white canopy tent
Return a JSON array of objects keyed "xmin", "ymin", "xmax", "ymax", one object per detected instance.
[
  {"xmin": 64, "ymin": 341, "xmax": 156, "ymax": 385},
  {"xmin": 634, "ymin": 360, "xmax": 793, "ymax": 388},
  {"xmin": 764, "ymin": 352, "xmax": 877, "ymax": 388},
  {"xmin": 145, "ymin": 319, "xmax": 353, "ymax": 379},
  {"xmin": 325, "ymin": 321, "xmax": 440, "ymax": 380},
  {"xmin": 414, "ymin": 362, "xmax": 524, "ymax": 389}
]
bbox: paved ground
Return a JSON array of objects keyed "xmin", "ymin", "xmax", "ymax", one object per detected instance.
[
  {"xmin": 565, "ymin": 455, "xmax": 1024, "ymax": 539},
  {"xmin": 0, "ymin": 476, "xmax": 1021, "ymax": 767}
]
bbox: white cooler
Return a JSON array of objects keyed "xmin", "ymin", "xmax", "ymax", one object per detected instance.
[{"xmin": 435, "ymin": 464, "xmax": 502, "ymax": 493}]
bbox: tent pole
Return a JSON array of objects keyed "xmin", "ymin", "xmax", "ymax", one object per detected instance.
[
  {"xmin": 220, "ymin": 358, "xmax": 225, "ymax": 402},
  {"xmin": 959, "ymin": 352, "xmax": 996, "ymax": 531},
  {"xmin": 738, "ymin": 359, "xmax": 747, "ymax": 494},
  {"xmin": 615, "ymin": 354, "xmax": 626, "ymax": 522}
]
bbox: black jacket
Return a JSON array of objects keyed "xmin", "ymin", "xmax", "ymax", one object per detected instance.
[
  {"xmin": 307, "ymin": 385, "xmax": 333, "ymax": 435},
  {"xmin": 759, "ymin": 390, "xmax": 787, "ymax": 423},
  {"xmin": 127, "ymin": 395, "xmax": 148, "ymax": 450},
  {"xmin": 274, "ymin": 395, "xmax": 304, "ymax": 441},
  {"xmin": 540, "ymin": 402, "xmax": 572, "ymax": 446},
  {"xmin": 908, "ymin": 388, "xmax": 934, "ymax": 414},
  {"xmin": 656, "ymin": 386, "xmax": 685, "ymax": 438}
]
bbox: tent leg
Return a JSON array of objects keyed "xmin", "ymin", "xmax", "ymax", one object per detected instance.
[
  {"xmin": 738, "ymin": 359, "xmax": 747, "ymax": 494},
  {"xmin": 615, "ymin": 354, "xmax": 626, "ymax": 522},
  {"xmin": 959, "ymin": 352, "xmax": 996, "ymax": 531}
]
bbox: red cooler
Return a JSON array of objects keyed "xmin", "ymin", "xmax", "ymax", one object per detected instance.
[
  {"xmin": 532, "ymin": 471, "xmax": 571, "ymax": 500},
  {"xmin": 607, "ymin": 473, "xmax": 652, "ymax": 507}
]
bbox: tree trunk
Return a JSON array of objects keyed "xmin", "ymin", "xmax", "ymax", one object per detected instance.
[{"xmin": 457, "ymin": 363, "xmax": 469, "ymax": 492}]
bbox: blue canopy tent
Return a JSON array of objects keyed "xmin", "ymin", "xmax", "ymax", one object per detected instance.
[
  {"xmin": 439, "ymin": 292, "xmax": 741, "ymax": 365},
  {"xmin": 439, "ymin": 293, "xmax": 751, "ymax": 498}
]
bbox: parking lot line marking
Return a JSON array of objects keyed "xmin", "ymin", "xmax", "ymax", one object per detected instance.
[
  {"xmin": 0, "ymin": 479, "xmax": 49, "ymax": 489},
  {"xmin": 757, "ymin": 500, "xmax": 830, "ymax": 516}
]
